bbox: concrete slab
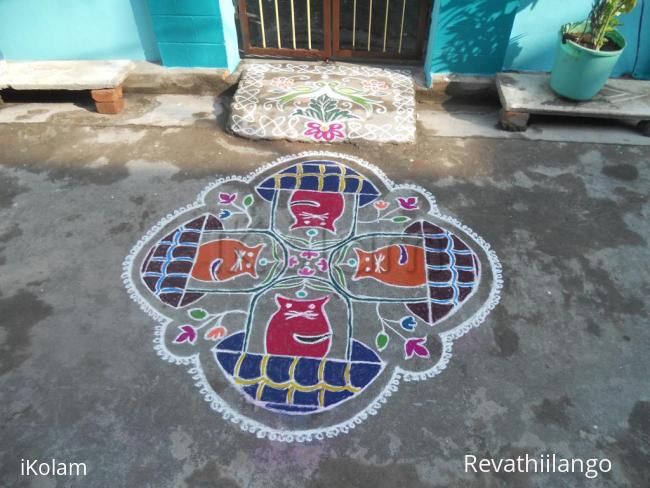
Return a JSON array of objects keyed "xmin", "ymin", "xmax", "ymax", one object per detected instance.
[
  {"xmin": 229, "ymin": 63, "xmax": 416, "ymax": 144},
  {"xmin": 0, "ymin": 60, "xmax": 135, "ymax": 90},
  {"xmin": 497, "ymin": 73, "xmax": 650, "ymax": 120},
  {"xmin": 0, "ymin": 118, "xmax": 649, "ymax": 487}
]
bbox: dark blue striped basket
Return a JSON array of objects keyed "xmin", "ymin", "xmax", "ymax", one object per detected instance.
[{"xmin": 214, "ymin": 332, "xmax": 385, "ymax": 414}]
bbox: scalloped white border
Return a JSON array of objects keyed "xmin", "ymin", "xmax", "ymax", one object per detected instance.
[{"xmin": 122, "ymin": 151, "xmax": 503, "ymax": 443}]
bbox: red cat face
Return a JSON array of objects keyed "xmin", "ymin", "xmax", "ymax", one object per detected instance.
[
  {"xmin": 289, "ymin": 190, "xmax": 345, "ymax": 234},
  {"xmin": 265, "ymin": 295, "xmax": 332, "ymax": 358}
]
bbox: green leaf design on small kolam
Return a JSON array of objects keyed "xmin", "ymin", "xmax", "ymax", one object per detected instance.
[
  {"xmin": 243, "ymin": 194, "xmax": 254, "ymax": 207},
  {"xmin": 189, "ymin": 308, "xmax": 208, "ymax": 320},
  {"xmin": 376, "ymin": 332, "xmax": 389, "ymax": 351},
  {"xmin": 392, "ymin": 216, "xmax": 411, "ymax": 224}
]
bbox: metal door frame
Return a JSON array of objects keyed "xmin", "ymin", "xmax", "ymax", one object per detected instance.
[
  {"xmin": 237, "ymin": 0, "xmax": 332, "ymax": 59},
  {"xmin": 236, "ymin": 0, "xmax": 429, "ymax": 61},
  {"xmin": 332, "ymin": 0, "xmax": 430, "ymax": 60}
]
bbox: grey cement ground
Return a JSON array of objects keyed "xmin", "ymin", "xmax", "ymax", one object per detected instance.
[{"xmin": 0, "ymin": 93, "xmax": 649, "ymax": 488}]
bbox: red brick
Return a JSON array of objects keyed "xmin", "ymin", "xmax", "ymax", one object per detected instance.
[
  {"xmin": 95, "ymin": 98, "xmax": 124, "ymax": 115},
  {"xmin": 91, "ymin": 86, "xmax": 123, "ymax": 103}
]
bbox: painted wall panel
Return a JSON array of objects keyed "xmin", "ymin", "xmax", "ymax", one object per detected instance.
[
  {"xmin": 425, "ymin": 0, "xmax": 520, "ymax": 77},
  {"xmin": 0, "ymin": 0, "xmax": 160, "ymax": 61},
  {"xmin": 147, "ymin": 0, "xmax": 240, "ymax": 70},
  {"xmin": 151, "ymin": 16, "xmax": 225, "ymax": 44},
  {"xmin": 634, "ymin": 1, "xmax": 650, "ymax": 78},
  {"xmin": 504, "ymin": 0, "xmax": 644, "ymax": 77}
]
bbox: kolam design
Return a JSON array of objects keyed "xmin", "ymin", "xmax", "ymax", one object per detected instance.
[{"xmin": 123, "ymin": 152, "xmax": 502, "ymax": 442}]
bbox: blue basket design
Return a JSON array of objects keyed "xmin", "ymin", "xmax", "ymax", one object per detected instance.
[
  {"xmin": 255, "ymin": 161, "xmax": 380, "ymax": 208},
  {"xmin": 214, "ymin": 332, "xmax": 385, "ymax": 414}
]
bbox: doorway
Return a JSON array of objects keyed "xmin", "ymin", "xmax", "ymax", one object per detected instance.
[{"xmin": 236, "ymin": 0, "xmax": 431, "ymax": 61}]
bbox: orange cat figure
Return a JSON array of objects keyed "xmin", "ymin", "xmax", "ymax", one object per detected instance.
[
  {"xmin": 191, "ymin": 239, "xmax": 264, "ymax": 282},
  {"xmin": 353, "ymin": 244, "xmax": 427, "ymax": 287}
]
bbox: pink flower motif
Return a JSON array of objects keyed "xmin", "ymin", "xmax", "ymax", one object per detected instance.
[
  {"xmin": 316, "ymin": 258, "xmax": 329, "ymax": 272},
  {"xmin": 397, "ymin": 197, "xmax": 418, "ymax": 210},
  {"xmin": 300, "ymin": 250, "xmax": 320, "ymax": 259},
  {"xmin": 298, "ymin": 266, "xmax": 316, "ymax": 277},
  {"xmin": 404, "ymin": 337, "xmax": 430, "ymax": 359},
  {"xmin": 362, "ymin": 79, "xmax": 388, "ymax": 92},
  {"xmin": 288, "ymin": 256, "xmax": 300, "ymax": 268},
  {"xmin": 271, "ymin": 76, "xmax": 294, "ymax": 90},
  {"xmin": 218, "ymin": 192, "xmax": 237, "ymax": 205},
  {"xmin": 374, "ymin": 200, "xmax": 389, "ymax": 210},
  {"xmin": 304, "ymin": 122, "xmax": 345, "ymax": 142},
  {"xmin": 174, "ymin": 325, "xmax": 197, "ymax": 345}
]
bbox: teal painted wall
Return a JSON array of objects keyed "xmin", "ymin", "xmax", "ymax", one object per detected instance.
[
  {"xmin": 425, "ymin": 0, "xmax": 649, "ymax": 82},
  {"xmin": 635, "ymin": 1, "xmax": 650, "ymax": 78},
  {"xmin": 0, "ymin": 0, "xmax": 160, "ymax": 61},
  {"xmin": 147, "ymin": 0, "xmax": 240, "ymax": 71},
  {"xmin": 504, "ymin": 0, "xmax": 646, "ymax": 77},
  {"xmin": 425, "ymin": 0, "xmax": 520, "ymax": 81}
]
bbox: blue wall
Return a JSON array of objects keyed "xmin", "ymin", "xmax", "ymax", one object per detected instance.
[
  {"xmin": 426, "ymin": 0, "xmax": 649, "ymax": 83},
  {"xmin": 0, "ymin": 0, "xmax": 160, "ymax": 61},
  {"xmin": 504, "ymin": 0, "xmax": 645, "ymax": 77},
  {"xmin": 425, "ymin": 0, "xmax": 520, "ymax": 81},
  {"xmin": 147, "ymin": 0, "xmax": 240, "ymax": 70}
]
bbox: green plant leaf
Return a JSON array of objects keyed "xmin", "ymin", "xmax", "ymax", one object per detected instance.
[
  {"xmin": 243, "ymin": 194, "xmax": 254, "ymax": 207},
  {"xmin": 376, "ymin": 332, "xmax": 389, "ymax": 351},
  {"xmin": 392, "ymin": 216, "xmax": 411, "ymax": 224},
  {"xmin": 189, "ymin": 308, "xmax": 208, "ymax": 320}
]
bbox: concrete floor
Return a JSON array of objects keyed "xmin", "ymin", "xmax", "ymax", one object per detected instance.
[{"xmin": 0, "ymin": 92, "xmax": 649, "ymax": 488}]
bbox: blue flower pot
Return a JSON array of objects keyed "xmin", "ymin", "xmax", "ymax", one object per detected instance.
[{"xmin": 550, "ymin": 25, "xmax": 626, "ymax": 101}]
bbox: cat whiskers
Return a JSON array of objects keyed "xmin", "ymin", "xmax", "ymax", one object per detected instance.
[
  {"xmin": 229, "ymin": 250, "xmax": 246, "ymax": 272},
  {"xmin": 284, "ymin": 310, "xmax": 319, "ymax": 320},
  {"xmin": 374, "ymin": 254, "xmax": 386, "ymax": 273}
]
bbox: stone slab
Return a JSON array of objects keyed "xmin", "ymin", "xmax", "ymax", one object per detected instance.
[
  {"xmin": 497, "ymin": 73, "xmax": 650, "ymax": 120},
  {"xmin": 228, "ymin": 63, "xmax": 416, "ymax": 143},
  {"xmin": 0, "ymin": 60, "xmax": 135, "ymax": 90}
]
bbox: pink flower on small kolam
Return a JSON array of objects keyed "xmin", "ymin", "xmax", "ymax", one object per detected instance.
[
  {"xmin": 218, "ymin": 192, "xmax": 237, "ymax": 205},
  {"xmin": 404, "ymin": 337, "xmax": 430, "ymax": 359},
  {"xmin": 362, "ymin": 79, "xmax": 388, "ymax": 92},
  {"xmin": 287, "ymin": 256, "xmax": 300, "ymax": 268},
  {"xmin": 374, "ymin": 200, "xmax": 389, "ymax": 210},
  {"xmin": 300, "ymin": 250, "xmax": 320, "ymax": 259},
  {"xmin": 304, "ymin": 122, "xmax": 345, "ymax": 142},
  {"xmin": 397, "ymin": 197, "xmax": 418, "ymax": 210},
  {"xmin": 174, "ymin": 325, "xmax": 197, "ymax": 345},
  {"xmin": 316, "ymin": 258, "xmax": 329, "ymax": 272},
  {"xmin": 270, "ymin": 76, "xmax": 294, "ymax": 90},
  {"xmin": 298, "ymin": 266, "xmax": 316, "ymax": 277}
]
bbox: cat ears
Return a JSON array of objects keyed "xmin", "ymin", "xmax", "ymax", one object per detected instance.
[{"xmin": 275, "ymin": 294, "xmax": 331, "ymax": 306}]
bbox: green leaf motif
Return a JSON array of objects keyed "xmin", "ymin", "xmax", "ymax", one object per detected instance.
[
  {"xmin": 243, "ymin": 194, "xmax": 254, "ymax": 207},
  {"xmin": 376, "ymin": 332, "xmax": 389, "ymax": 351},
  {"xmin": 293, "ymin": 95, "xmax": 358, "ymax": 123},
  {"xmin": 392, "ymin": 216, "xmax": 411, "ymax": 224},
  {"xmin": 189, "ymin": 308, "xmax": 208, "ymax": 320}
]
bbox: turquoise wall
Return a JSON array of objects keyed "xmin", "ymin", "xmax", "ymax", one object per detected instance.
[
  {"xmin": 504, "ymin": 0, "xmax": 645, "ymax": 77},
  {"xmin": 0, "ymin": 0, "xmax": 160, "ymax": 61},
  {"xmin": 147, "ymin": 0, "xmax": 240, "ymax": 71},
  {"xmin": 426, "ymin": 0, "xmax": 649, "ymax": 83},
  {"xmin": 425, "ymin": 0, "xmax": 520, "ymax": 81}
]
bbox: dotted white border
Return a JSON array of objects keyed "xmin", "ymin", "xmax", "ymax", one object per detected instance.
[{"xmin": 122, "ymin": 151, "xmax": 503, "ymax": 443}]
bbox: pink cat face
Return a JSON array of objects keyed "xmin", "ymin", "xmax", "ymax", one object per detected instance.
[
  {"xmin": 265, "ymin": 295, "xmax": 332, "ymax": 358},
  {"xmin": 289, "ymin": 190, "xmax": 345, "ymax": 234}
]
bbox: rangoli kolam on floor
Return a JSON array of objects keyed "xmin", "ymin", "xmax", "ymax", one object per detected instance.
[
  {"xmin": 228, "ymin": 64, "xmax": 416, "ymax": 143},
  {"xmin": 123, "ymin": 152, "xmax": 502, "ymax": 441}
]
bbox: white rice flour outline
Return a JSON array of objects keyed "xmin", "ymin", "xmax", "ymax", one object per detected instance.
[{"xmin": 122, "ymin": 151, "xmax": 503, "ymax": 443}]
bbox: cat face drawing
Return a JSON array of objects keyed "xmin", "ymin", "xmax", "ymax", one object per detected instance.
[
  {"xmin": 288, "ymin": 190, "xmax": 345, "ymax": 234},
  {"xmin": 191, "ymin": 239, "xmax": 265, "ymax": 282},
  {"xmin": 265, "ymin": 295, "xmax": 332, "ymax": 358},
  {"xmin": 353, "ymin": 244, "xmax": 427, "ymax": 287}
]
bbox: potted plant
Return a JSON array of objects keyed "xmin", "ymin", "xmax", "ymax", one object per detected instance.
[{"xmin": 550, "ymin": 0, "xmax": 637, "ymax": 101}]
